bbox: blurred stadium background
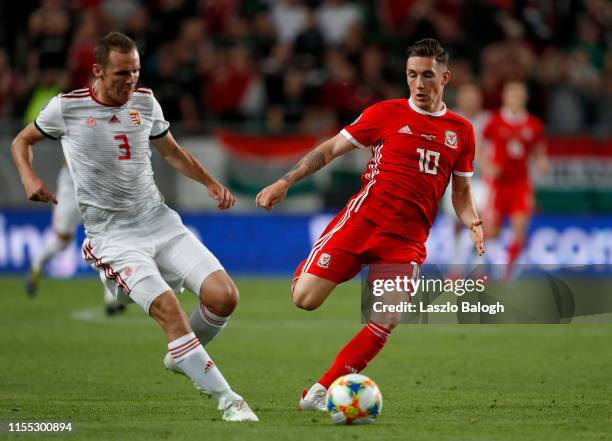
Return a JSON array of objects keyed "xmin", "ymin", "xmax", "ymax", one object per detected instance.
[
  {"xmin": 1, "ymin": 2, "xmax": 611, "ymax": 440},
  {"xmin": 0, "ymin": 0, "xmax": 610, "ymax": 275}
]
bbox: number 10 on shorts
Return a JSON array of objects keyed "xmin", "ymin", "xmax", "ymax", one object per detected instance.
[{"xmin": 417, "ymin": 148, "xmax": 439, "ymax": 175}]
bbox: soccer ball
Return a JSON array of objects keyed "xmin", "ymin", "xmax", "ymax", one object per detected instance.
[{"xmin": 326, "ymin": 374, "xmax": 383, "ymax": 425}]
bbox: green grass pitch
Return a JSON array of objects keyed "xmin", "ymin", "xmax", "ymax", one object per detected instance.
[{"xmin": 1, "ymin": 277, "xmax": 611, "ymax": 440}]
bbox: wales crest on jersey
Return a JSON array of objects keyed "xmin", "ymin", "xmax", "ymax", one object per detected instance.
[{"xmin": 444, "ymin": 130, "xmax": 457, "ymax": 148}]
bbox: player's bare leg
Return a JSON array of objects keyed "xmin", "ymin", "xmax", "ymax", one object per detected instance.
[
  {"xmin": 150, "ymin": 292, "xmax": 191, "ymax": 340},
  {"xmin": 506, "ymin": 212, "xmax": 529, "ymax": 279},
  {"xmin": 198, "ymin": 269, "xmax": 239, "ymax": 319},
  {"xmin": 26, "ymin": 231, "xmax": 72, "ymax": 297},
  {"xmin": 482, "ymin": 204, "xmax": 501, "ymax": 240},
  {"xmin": 292, "ymin": 273, "xmax": 337, "ymax": 311},
  {"xmin": 164, "ymin": 270, "xmax": 238, "ymax": 374},
  {"xmin": 151, "ymin": 291, "xmax": 257, "ymax": 422}
]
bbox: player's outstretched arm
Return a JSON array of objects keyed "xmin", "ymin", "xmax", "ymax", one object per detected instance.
[
  {"xmin": 11, "ymin": 123, "xmax": 57, "ymax": 204},
  {"xmin": 451, "ymin": 175, "xmax": 485, "ymax": 256},
  {"xmin": 151, "ymin": 131, "xmax": 235, "ymax": 210},
  {"xmin": 255, "ymin": 133, "xmax": 356, "ymax": 210}
]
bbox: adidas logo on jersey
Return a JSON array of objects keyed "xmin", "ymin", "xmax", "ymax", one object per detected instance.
[
  {"xmin": 398, "ymin": 125, "xmax": 412, "ymax": 134},
  {"xmin": 109, "ymin": 115, "xmax": 120, "ymax": 124}
]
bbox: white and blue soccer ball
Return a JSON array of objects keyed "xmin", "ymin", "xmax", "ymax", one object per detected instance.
[{"xmin": 327, "ymin": 374, "xmax": 383, "ymax": 425}]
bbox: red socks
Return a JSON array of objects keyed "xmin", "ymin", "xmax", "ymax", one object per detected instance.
[
  {"xmin": 507, "ymin": 241, "xmax": 524, "ymax": 266},
  {"xmin": 317, "ymin": 321, "xmax": 390, "ymax": 388}
]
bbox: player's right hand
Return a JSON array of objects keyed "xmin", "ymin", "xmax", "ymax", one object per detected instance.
[
  {"xmin": 24, "ymin": 178, "xmax": 57, "ymax": 204},
  {"xmin": 469, "ymin": 220, "xmax": 485, "ymax": 256},
  {"xmin": 255, "ymin": 180, "xmax": 289, "ymax": 210}
]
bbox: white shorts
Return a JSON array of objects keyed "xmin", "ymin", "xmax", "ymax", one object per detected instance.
[
  {"xmin": 82, "ymin": 205, "xmax": 224, "ymax": 313},
  {"xmin": 52, "ymin": 167, "xmax": 81, "ymax": 236}
]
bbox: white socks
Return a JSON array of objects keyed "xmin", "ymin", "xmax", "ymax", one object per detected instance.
[
  {"xmin": 190, "ymin": 305, "xmax": 229, "ymax": 347},
  {"xmin": 32, "ymin": 235, "xmax": 68, "ymax": 272},
  {"xmin": 168, "ymin": 332, "xmax": 238, "ymax": 402}
]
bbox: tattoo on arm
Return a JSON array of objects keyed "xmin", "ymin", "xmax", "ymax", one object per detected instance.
[{"xmin": 280, "ymin": 150, "xmax": 326, "ymax": 183}]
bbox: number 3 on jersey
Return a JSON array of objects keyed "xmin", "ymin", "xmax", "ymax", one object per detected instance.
[
  {"xmin": 115, "ymin": 134, "xmax": 131, "ymax": 160},
  {"xmin": 417, "ymin": 148, "xmax": 439, "ymax": 175}
]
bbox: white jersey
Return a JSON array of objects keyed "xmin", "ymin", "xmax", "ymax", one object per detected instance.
[{"xmin": 35, "ymin": 87, "xmax": 170, "ymax": 237}]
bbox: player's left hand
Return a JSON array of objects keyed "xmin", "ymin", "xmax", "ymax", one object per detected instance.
[
  {"xmin": 255, "ymin": 180, "xmax": 290, "ymax": 210},
  {"xmin": 208, "ymin": 181, "xmax": 236, "ymax": 210},
  {"xmin": 24, "ymin": 177, "xmax": 58, "ymax": 205},
  {"xmin": 469, "ymin": 220, "xmax": 485, "ymax": 256}
]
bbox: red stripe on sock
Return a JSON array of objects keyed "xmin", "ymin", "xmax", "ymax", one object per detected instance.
[
  {"xmin": 170, "ymin": 337, "xmax": 199, "ymax": 354},
  {"xmin": 366, "ymin": 324, "xmax": 388, "ymax": 339},
  {"xmin": 200, "ymin": 305, "xmax": 226, "ymax": 326},
  {"xmin": 367, "ymin": 321, "xmax": 390, "ymax": 338},
  {"xmin": 171, "ymin": 340, "xmax": 201, "ymax": 359}
]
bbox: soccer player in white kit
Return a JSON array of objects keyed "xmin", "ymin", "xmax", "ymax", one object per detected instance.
[
  {"xmin": 11, "ymin": 32, "xmax": 258, "ymax": 422},
  {"xmin": 25, "ymin": 165, "xmax": 127, "ymax": 315}
]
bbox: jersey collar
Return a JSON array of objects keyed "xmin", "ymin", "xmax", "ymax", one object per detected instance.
[
  {"xmin": 89, "ymin": 84, "xmax": 130, "ymax": 108},
  {"xmin": 408, "ymin": 97, "xmax": 447, "ymax": 117}
]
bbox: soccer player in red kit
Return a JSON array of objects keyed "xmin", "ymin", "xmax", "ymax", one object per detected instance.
[
  {"xmin": 256, "ymin": 39, "xmax": 485, "ymax": 411},
  {"xmin": 481, "ymin": 81, "xmax": 548, "ymax": 275}
]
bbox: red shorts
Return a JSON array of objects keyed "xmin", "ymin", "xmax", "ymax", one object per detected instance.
[
  {"xmin": 293, "ymin": 207, "xmax": 426, "ymax": 287},
  {"xmin": 487, "ymin": 180, "xmax": 533, "ymax": 228}
]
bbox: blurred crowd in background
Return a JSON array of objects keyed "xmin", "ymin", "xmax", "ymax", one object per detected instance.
[{"xmin": 0, "ymin": 0, "xmax": 610, "ymax": 136}]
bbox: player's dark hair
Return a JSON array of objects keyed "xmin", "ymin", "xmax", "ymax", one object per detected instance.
[
  {"xmin": 94, "ymin": 32, "xmax": 137, "ymax": 66},
  {"xmin": 406, "ymin": 38, "xmax": 449, "ymax": 66}
]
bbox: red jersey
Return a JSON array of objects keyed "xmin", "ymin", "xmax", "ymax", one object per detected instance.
[
  {"xmin": 341, "ymin": 98, "xmax": 475, "ymax": 243},
  {"xmin": 482, "ymin": 110, "xmax": 545, "ymax": 184}
]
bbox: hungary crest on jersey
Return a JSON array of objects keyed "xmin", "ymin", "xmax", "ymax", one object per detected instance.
[{"xmin": 129, "ymin": 109, "xmax": 141, "ymax": 126}]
